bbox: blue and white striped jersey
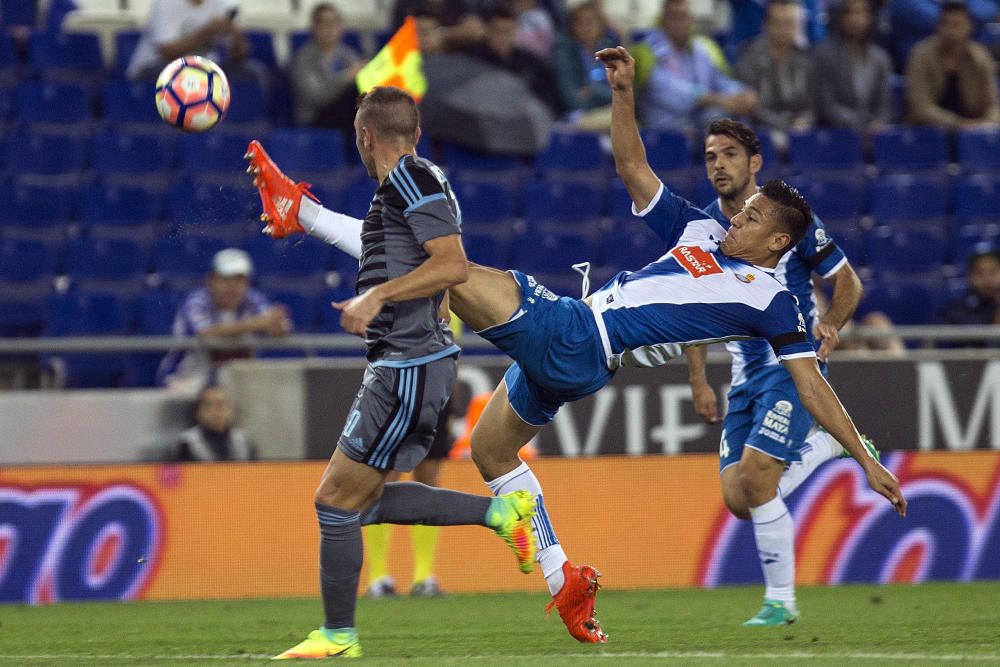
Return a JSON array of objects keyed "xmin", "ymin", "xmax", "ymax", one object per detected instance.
[
  {"xmin": 702, "ymin": 192, "xmax": 847, "ymax": 385},
  {"xmin": 591, "ymin": 183, "xmax": 816, "ymax": 369}
]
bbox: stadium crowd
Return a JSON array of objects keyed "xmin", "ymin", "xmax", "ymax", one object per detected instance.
[{"xmin": 0, "ymin": 0, "xmax": 997, "ymax": 389}]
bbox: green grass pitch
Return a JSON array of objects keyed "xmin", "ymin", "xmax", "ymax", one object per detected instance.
[{"xmin": 1, "ymin": 583, "xmax": 998, "ymax": 665}]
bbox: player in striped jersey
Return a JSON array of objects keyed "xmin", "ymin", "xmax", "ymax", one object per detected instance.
[{"xmin": 598, "ymin": 44, "xmax": 871, "ymax": 626}]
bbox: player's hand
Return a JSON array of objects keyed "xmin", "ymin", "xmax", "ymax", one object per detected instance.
[
  {"xmin": 865, "ymin": 462, "xmax": 907, "ymax": 517},
  {"xmin": 595, "ymin": 46, "xmax": 635, "ymax": 91},
  {"xmin": 813, "ymin": 321, "xmax": 841, "ymax": 362},
  {"xmin": 690, "ymin": 381, "xmax": 721, "ymax": 424},
  {"xmin": 333, "ymin": 290, "xmax": 385, "ymax": 337}
]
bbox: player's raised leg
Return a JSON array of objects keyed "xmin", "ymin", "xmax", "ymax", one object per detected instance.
[
  {"xmin": 778, "ymin": 430, "xmax": 880, "ymax": 498},
  {"xmin": 470, "ymin": 381, "xmax": 607, "ymax": 644}
]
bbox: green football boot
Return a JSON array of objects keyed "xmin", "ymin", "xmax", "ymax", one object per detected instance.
[{"xmin": 742, "ymin": 599, "xmax": 799, "ymax": 627}]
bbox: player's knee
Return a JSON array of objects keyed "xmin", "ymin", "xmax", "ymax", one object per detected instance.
[
  {"xmin": 738, "ymin": 466, "xmax": 776, "ymax": 508},
  {"xmin": 721, "ymin": 479, "xmax": 751, "ymax": 519}
]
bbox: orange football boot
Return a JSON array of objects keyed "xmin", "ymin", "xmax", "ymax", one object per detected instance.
[
  {"xmin": 244, "ymin": 139, "xmax": 320, "ymax": 239},
  {"xmin": 545, "ymin": 561, "xmax": 608, "ymax": 643}
]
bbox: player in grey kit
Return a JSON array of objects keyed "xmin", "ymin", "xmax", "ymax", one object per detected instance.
[{"xmin": 249, "ymin": 86, "xmax": 537, "ymax": 660}]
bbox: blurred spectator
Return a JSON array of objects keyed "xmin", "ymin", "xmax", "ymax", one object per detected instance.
[
  {"xmin": 174, "ymin": 384, "xmax": 257, "ymax": 461},
  {"xmin": 839, "ymin": 311, "xmax": 908, "ymax": 355},
  {"xmin": 553, "ymin": 1, "xmax": 617, "ymax": 128},
  {"xmin": 634, "ymin": 0, "xmax": 757, "ymax": 132},
  {"xmin": 157, "ymin": 249, "xmax": 291, "ymax": 391},
  {"xmin": 290, "ymin": 3, "xmax": 365, "ymax": 130},
  {"xmin": 889, "ymin": 0, "xmax": 998, "ymax": 67},
  {"xmin": 127, "ymin": 0, "xmax": 250, "ymax": 81},
  {"xmin": 514, "ymin": 0, "xmax": 557, "ymax": 57},
  {"xmin": 905, "ymin": 0, "xmax": 1000, "ymax": 128},
  {"xmin": 465, "ymin": 2, "xmax": 564, "ymax": 114},
  {"xmin": 734, "ymin": 0, "xmax": 816, "ymax": 135},
  {"xmin": 813, "ymin": 0, "xmax": 893, "ymax": 133},
  {"xmin": 942, "ymin": 249, "xmax": 1000, "ymax": 346},
  {"xmin": 392, "ymin": 0, "xmax": 486, "ymax": 51},
  {"xmin": 729, "ymin": 0, "xmax": 827, "ymax": 52}
]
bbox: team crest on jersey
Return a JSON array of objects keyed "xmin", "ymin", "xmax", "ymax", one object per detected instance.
[
  {"xmin": 774, "ymin": 400, "xmax": 793, "ymax": 417},
  {"xmin": 670, "ymin": 245, "xmax": 723, "ymax": 278},
  {"xmin": 735, "ymin": 272, "xmax": 755, "ymax": 284}
]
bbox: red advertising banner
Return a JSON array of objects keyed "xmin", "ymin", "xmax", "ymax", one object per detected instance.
[{"xmin": 1, "ymin": 452, "xmax": 997, "ymax": 603}]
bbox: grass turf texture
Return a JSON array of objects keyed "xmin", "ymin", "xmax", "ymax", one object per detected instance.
[{"xmin": 0, "ymin": 583, "xmax": 998, "ymax": 665}]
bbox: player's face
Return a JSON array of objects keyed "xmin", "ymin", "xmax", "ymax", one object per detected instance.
[
  {"xmin": 705, "ymin": 134, "xmax": 756, "ymax": 199},
  {"xmin": 354, "ymin": 115, "xmax": 377, "ymax": 178},
  {"xmin": 721, "ymin": 193, "xmax": 789, "ymax": 263},
  {"xmin": 197, "ymin": 387, "xmax": 234, "ymax": 433},
  {"xmin": 969, "ymin": 255, "xmax": 1000, "ymax": 299},
  {"xmin": 208, "ymin": 274, "xmax": 249, "ymax": 311}
]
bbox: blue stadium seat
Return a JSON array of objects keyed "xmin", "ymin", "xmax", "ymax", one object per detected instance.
[
  {"xmin": 0, "ymin": 297, "xmax": 46, "ymax": 336},
  {"xmin": 63, "ymin": 237, "xmax": 148, "ymax": 281},
  {"xmin": 100, "ymin": 80, "xmax": 160, "ymax": 126},
  {"xmin": 245, "ymin": 31, "xmax": 279, "ymax": 69},
  {"xmin": 225, "ymin": 81, "xmax": 268, "ymax": 125},
  {"xmin": 341, "ymin": 176, "xmax": 377, "ymax": 219},
  {"xmin": 870, "ymin": 175, "xmax": 949, "ymax": 221},
  {"xmin": 794, "ymin": 174, "xmax": 867, "ymax": 220},
  {"xmin": 114, "ymin": 30, "xmax": 141, "ymax": 77},
  {"xmin": 3, "ymin": 182, "xmax": 76, "ymax": 225},
  {"xmin": 866, "ymin": 225, "xmax": 947, "ymax": 272},
  {"xmin": 858, "ymin": 277, "xmax": 943, "ymax": 325},
  {"xmin": 135, "ymin": 289, "xmax": 180, "ymax": 334},
  {"xmin": 787, "ymin": 128, "xmax": 863, "ymax": 171},
  {"xmin": 29, "ymin": 31, "xmax": 104, "ymax": 75},
  {"xmin": 602, "ymin": 224, "xmax": 665, "ymax": 269},
  {"xmin": 319, "ymin": 284, "xmax": 358, "ymax": 333},
  {"xmin": 0, "ymin": 238, "xmax": 57, "ymax": 282},
  {"xmin": 262, "ymin": 128, "xmax": 346, "ymax": 172},
  {"xmin": 178, "ymin": 132, "xmax": 255, "ymax": 175},
  {"xmin": 269, "ymin": 289, "xmax": 319, "ymax": 332},
  {"xmin": 754, "ymin": 129, "xmax": 780, "ymax": 170},
  {"xmin": 953, "ymin": 174, "xmax": 1000, "ymax": 220},
  {"xmin": 242, "ymin": 236, "xmax": 332, "ymax": 276},
  {"xmin": 442, "ymin": 143, "xmax": 524, "ymax": 175},
  {"xmin": 511, "ymin": 231, "xmax": 596, "ymax": 274},
  {"xmin": 953, "ymin": 223, "xmax": 1000, "ymax": 264},
  {"xmin": 2, "ymin": 133, "xmax": 88, "ymax": 175},
  {"xmin": 641, "ymin": 128, "xmax": 692, "ymax": 171},
  {"xmin": 0, "ymin": 32, "xmax": 20, "ymax": 84},
  {"xmin": 536, "ymin": 132, "xmax": 606, "ymax": 174},
  {"xmin": 166, "ymin": 180, "xmax": 256, "ymax": 225},
  {"xmin": 821, "ymin": 222, "xmax": 866, "ymax": 265},
  {"xmin": 462, "ymin": 231, "xmax": 510, "ymax": 265},
  {"xmin": 80, "ymin": 182, "xmax": 164, "ymax": 228},
  {"xmin": 607, "ymin": 179, "xmax": 641, "ymax": 223},
  {"xmin": 153, "ymin": 236, "xmax": 228, "ymax": 277},
  {"xmin": 289, "ymin": 29, "xmax": 364, "ymax": 55},
  {"xmin": 873, "ymin": 126, "xmax": 949, "ymax": 172},
  {"xmin": 522, "ymin": 180, "xmax": 606, "ymax": 226},
  {"xmin": 956, "ymin": 128, "xmax": 1000, "ymax": 171},
  {"xmin": 0, "ymin": 88, "xmax": 12, "ymax": 124},
  {"xmin": 45, "ymin": 291, "xmax": 129, "ymax": 388},
  {"xmin": 452, "ymin": 178, "xmax": 517, "ymax": 225},
  {"xmin": 14, "ymin": 81, "xmax": 92, "ymax": 126},
  {"xmin": 91, "ymin": 131, "xmax": 177, "ymax": 174}
]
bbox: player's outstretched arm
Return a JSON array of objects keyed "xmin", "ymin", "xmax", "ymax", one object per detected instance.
[
  {"xmin": 596, "ymin": 46, "xmax": 661, "ymax": 212},
  {"xmin": 783, "ymin": 356, "xmax": 907, "ymax": 516}
]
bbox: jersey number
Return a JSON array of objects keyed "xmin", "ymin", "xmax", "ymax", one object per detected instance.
[{"xmin": 720, "ymin": 429, "xmax": 730, "ymax": 459}]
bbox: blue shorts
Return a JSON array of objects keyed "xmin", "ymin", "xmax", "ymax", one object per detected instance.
[
  {"xmin": 477, "ymin": 271, "xmax": 612, "ymax": 426},
  {"xmin": 719, "ymin": 364, "xmax": 815, "ymax": 472}
]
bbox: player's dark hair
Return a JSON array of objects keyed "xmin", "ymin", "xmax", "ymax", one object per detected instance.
[
  {"xmin": 940, "ymin": 0, "xmax": 969, "ymax": 17},
  {"xmin": 356, "ymin": 86, "xmax": 420, "ymax": 142},
  {"xmin": 759, "ymin": 179, "xmax": 812, "ymax": 253},
  {"xmin": 705, "ymin": 118, "xmax": 761, "ymax": 157},
  {"xmin": 310, "ymin": 2, "xmax": 338, "ymax": 24}
]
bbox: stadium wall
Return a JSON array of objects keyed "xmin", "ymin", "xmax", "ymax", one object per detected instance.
[{"xmin": 1, "ymin": 452, "xmax": 998, "ymax": 604}]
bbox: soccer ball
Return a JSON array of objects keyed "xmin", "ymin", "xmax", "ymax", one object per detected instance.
[{"xmin": 155, "ymin": 56, "xmax": 230, "ymax": 132}]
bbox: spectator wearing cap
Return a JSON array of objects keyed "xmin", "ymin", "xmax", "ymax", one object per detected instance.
[
  {"xmin": 157, "ymin": 248, "xmax": 291, "ymax": 390},
  {"xmin": 942, "ymin": 249, "xmax": 1000, "ymax": 347}
]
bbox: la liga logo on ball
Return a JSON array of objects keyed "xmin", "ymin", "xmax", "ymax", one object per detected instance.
[{"xmin": 155, "ymin": 55, "xmax": 231, "ymax": 132}]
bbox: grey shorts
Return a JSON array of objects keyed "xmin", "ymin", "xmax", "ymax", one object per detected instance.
[{"xmin": 337, "ymin": 355, "xmax": 458, "ymax": 472}]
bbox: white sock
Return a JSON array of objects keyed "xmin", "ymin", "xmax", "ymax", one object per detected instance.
[
  {"xmin": 749, "ymin": 495, "xmax": 796, "ymax": 609},
  {"xmin": 778, "ymin": 429, "xmax": 842, "ymax": 498},
  {"xmin": 486, "ymin": 462, "xmax": 568, "ymax": 596},
  {"xmin": 299, "ymin": 198, "xmax": 363, "ymax": 260}
]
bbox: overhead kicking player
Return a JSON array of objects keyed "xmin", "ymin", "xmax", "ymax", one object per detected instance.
[
  {"xmin": 248, "ymin": 97, "xmax": 907, "ymax": 651},
  {"xmin": 254, "ymin": 87, "xmax": 538, "ymax": 660},
  {"xmin": 596, "ymin": 45, "xmax": 872, "ymax": 625}
]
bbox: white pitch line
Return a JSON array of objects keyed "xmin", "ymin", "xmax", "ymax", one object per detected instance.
[{"xmin": 1, "ymin": 651, "xmax": 1000, "ymax": 663}]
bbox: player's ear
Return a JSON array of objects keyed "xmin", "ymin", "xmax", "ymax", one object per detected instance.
[
  {"xmin": 749, "ymin": 152, "xmax": 763, "ymax": 176},
  {"xmin": 770, "ymin": 231, "xmax": 792, "ymax": 253},
  {"xmin": 414, "ymin": 126, "xmax": 422, "ymax": 151}
]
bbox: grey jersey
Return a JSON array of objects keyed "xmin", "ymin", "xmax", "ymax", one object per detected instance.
[{"xmin": 358, "ymin": 154, "xmax": 462, "ymax": 364}]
